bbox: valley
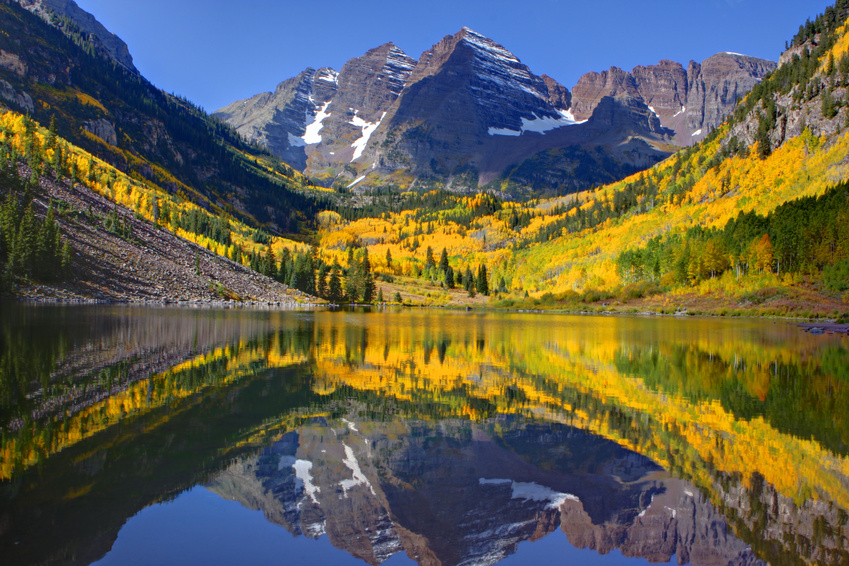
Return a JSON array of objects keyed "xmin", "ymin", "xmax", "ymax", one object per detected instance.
[{"xmin": 0, "ymin": 0, "xmax": 847, "ymax": 320}]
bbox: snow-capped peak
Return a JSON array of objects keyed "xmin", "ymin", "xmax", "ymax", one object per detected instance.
[
  {"xmin": 316, "ymin": 68, "xmax": 339, "ymax": 85},
  {"xmin": 458, "ymin": 27, "xmax": 520, "ymax": 65}
]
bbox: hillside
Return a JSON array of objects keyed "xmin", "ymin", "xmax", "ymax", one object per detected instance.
[
  {"xmin": 0, "ymin": 109, "xmax": 317, "ymax": 303},
  {"xmin": 0, "ymin": 0, "xmax": 326, "ymax": 233},
  {"xmin": 308, "ymin": 1, "xmax": 849, "ymax": 318}
]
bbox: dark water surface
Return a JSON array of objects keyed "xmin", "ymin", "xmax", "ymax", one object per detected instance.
[{"xmin": 2, "ymin": 305, "xmax": 848, "ymax": 565}]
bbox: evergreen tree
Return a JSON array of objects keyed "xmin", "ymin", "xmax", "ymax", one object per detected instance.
[
  {"xmin": 328, "ymin": 263, "xmax": 342, "ymax": 303},
  {"xmin": 317, "ymin": 263, "xmax": 329, "ymax": 298},
  {"xmin": 361, "ymin": 247, "xmax": 375, "ymax": 303},
  {"xmin": 424, "ymin": 245, "xmax": 435, "ymax": 273},
  {"xmin": 476, "ymin": 264, "xmax": 489, "ymax": 296},
  {"xmin": 464, "ymin": 267, "xmax": 475, "ymax": 297},
  {"xmin": 444, "ymin": 265, "xmax": 455, "ymax": 289}
]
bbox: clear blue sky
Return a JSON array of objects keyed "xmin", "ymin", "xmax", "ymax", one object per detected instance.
[{"xmin": 74, "ymin": 0, "xmax": 834, "ymax": 113}]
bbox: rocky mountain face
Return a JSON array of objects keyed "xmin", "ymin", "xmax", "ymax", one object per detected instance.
[
  {"xmin": 216, "ymin": 29, "xmax": 774, "ymax": 196},
  {"xmin": 571, "ymin": 53, "xmax": 776, "ymax": 144},
  {"xmin": 0, "ymin": 1, "xmax": 314, "ymax": 231},
  {"xmin": 206, "ymin": 419, "xmax": 763, "ymax": 566},
  {"xmin": 13, "ymin": 0, "xmax": 136, "ymax": 72}
]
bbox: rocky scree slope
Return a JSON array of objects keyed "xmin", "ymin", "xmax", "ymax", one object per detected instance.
[
  {"xmin": 0, "ymin": 1, "xmax": 318, "ymax": 233},
  {"xmin": 13, "ymin": 165, "xmax": 314, "ymax": 305}
]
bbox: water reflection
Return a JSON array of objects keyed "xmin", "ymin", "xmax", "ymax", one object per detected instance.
[{"xmin": 1, "ymin": 306, "xmax": 848, "ymax": 565}]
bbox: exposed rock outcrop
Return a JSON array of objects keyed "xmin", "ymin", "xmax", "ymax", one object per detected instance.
[
  {"xmin": 571, "ymin": 53, "xmax": 776, "ymax": 143},
  {"xmin": 217, "ymin": 29, "xmax": 774, "ymax": 196},
  {"xmin": 13, "ymin": 0, "xmax": 136, "ymax": 72},
  {"xmin": 207, "ymin": 419, "xmax": 764, "ymax": 566}
]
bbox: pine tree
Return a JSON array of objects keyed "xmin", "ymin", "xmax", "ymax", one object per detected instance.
[
  {"xmin": 444, "ymin": 265, "xmax": 455, "ymax": 289},
  {"xmin": 476, "ymin": 264, "xmax": 489, "ymax": 296},
  {"xmin": 464, "ymin": 267, "xmax": 475, "ymax": 297},
  {"xmin": 424, "ymin": 245, "xmax": 435, "ymax": 273},
  {"xmin": 317, "ymin": 263, "xmax": 329, "ymax": 298},
  {"xmin": 328, "ymin": 262, "xmax": 342, "ymax": 303},
  {"xmin": 361, "ymin": 247, "xmax": 375, "ymax": 302}
]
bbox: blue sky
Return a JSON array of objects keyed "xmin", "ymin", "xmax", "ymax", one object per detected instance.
[{"xmin": 74, "ymin": 1, "xmax": 834, "ymax": 112}]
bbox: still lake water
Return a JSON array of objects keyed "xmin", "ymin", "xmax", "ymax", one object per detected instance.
[{"xmin": 1, "ymin": 305, "xmax": 848, "ymax": 566}]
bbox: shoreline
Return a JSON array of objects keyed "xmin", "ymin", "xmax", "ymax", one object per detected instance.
[{"xmin": 8, "ymin": 295, "xmax": 849, "ymax": 333}]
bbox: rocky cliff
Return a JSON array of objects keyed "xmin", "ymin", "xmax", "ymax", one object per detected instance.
[
  {"xmin": 571, "ymin": 53, "xmax": 776, "ymax": 144},
  {"xmin": 13, "ymin": 0, "xmax": 136, "ymax": 71},
  {"xmin": 207, "ymin": 418, "xmax": 763, "ymax": 566},
  {"xmin": 216, "ymin": 29, "xmax": 774, "ymax": 196}
]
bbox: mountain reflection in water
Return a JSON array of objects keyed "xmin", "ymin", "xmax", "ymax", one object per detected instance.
[{"xmin": 1, "ymin": 305, "xmax": 847, "ymax": 565}]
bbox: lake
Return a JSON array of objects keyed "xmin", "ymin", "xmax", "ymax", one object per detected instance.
[{"xmin": 1, "ymin": 305, "xmax": 848, "ymax": 565}]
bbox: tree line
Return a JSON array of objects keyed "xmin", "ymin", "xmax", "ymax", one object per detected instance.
[
  {"xmin": 0, "ymin": 154, "xmax": 71, "ymax": 290},
  {"xmin": 616, "ymin": 181, "xmax": 849, "ymax": 290}
]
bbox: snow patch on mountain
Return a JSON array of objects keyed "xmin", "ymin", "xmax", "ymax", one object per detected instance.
[
  {"xmin": 303, "ymin": 101, "xmax": 331, "ymax": 145},
  {"xmin": 317, "ymin": 68, "xmax": 339, "ymax": 84},
  {"xmin": 350, "ymin": 111, "xmax": 386, "ymax": 161},
  {"xmin": 488, "ymin": 109, "xmax": 585, "ymax": 136},
  {"xmin": 461, "ymin": 27, "xmax": 520, "ymax": 64},
  {"xmin": 347, "ymin": 175, "xmax": 366, "ymax": 188}
]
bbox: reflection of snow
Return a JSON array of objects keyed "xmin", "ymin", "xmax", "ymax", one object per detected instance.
[
  {"xmin": 479, "ymin": 477, "xmax": 578, "ymax": 509},
  {"xmin": 342, "ymin": 418, "xmax": 359, "ymax": 431},
  {"xmin": 293, "ymin": 459, "xmax": 320, "ymax": 504},
  {"xmin": 637, "ymin": 493, "xmax": 656, "ymax": 518},
  {"xmin": 340, "ymin": 444, "xmax": 375, "ymax": 496},
  {"xmin": 279, "ymin": 456, "xmax": 320, "ymax": 504}
]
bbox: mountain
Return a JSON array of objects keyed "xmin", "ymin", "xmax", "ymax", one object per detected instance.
[
  {"xmin": 216, "ymin": 28, "xmax": 773, "ymax": 197},
  {"xmin": 570, "ymin": 53, "xmax": 776, "ymax": 144},
  {"xmin": 207, "ymin": 419, "xmax": 763, "ymax": 566},
  {"xmin": 13, "ymin": 0, "xmax": 136, "ymax": 72},
  {"xmin": 0, "ymin": 0, "xmax": 321, "ymax": 233}
]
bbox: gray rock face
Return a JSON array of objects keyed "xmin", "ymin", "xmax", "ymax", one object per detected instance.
[
  {"xmin": 14, "ymin": 0, "xmax": 136, "ymax": 72},
  {"xmin": 685, "ymin": 53, "xmax": 776, "ymax": 138},
  {"xmin": 571, "ymin": 53, "xmax": 776, "ymax": 144},
  {"xmin": 216, "ymin": 30, "xmax": 775, "ymax": 194},
  {"xmin": 303, "ymin": 42, "xmax": 416, "ymax": 172},
  {"xmin": 207, "ymin": 419, "xmax": 765, "ymax": 566},
  {"xmin": 214, "ymin": 67, "xmax": 338, "ymax": 170},
  {"xmin": 83, "ymin": 118, "xmax": 117, "ymax": 146},
  {"xmin": 0, "ymin": 78, "xmax": 34, "ymax": 112}
]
